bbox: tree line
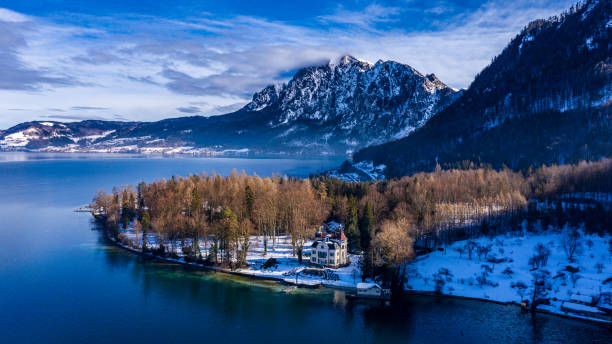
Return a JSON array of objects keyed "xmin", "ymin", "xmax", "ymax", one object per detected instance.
[{"xmin": 93, "ymin": 158, "xmax": 612, "ymax": 289}]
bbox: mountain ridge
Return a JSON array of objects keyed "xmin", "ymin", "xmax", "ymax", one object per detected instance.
[{"xmin": 0, "ymin": 56, "xmax": 460, "ymax": 155}]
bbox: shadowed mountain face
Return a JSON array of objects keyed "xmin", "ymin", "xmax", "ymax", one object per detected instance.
[
  {"xmin": 0, "ymin": 56, "xmax": 459, "ymax": 156},
  {"xmin": 353, "ymin": 0, "xmax": 612, "ymax": 177},
  {"xmin": 243, "ymin": 56, "xmax": 460, "ymax": 154}
]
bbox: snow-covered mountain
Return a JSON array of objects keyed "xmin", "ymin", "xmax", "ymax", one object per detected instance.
[
  {"xmin": 244, "ymin": 55, "xmax": 460, "ymax": 151},
  {"xmin": 0, "ymin": 120, "xmax": 137, "ymax": 152},
  {"xmin": 0, "ymin": 56, "xmax": 460, "ymax": 155}
]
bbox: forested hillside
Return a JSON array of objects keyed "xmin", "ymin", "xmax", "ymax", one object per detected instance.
[{"xmin": 353, "ymin": 0, "xmax": 612, "ymax": 177}]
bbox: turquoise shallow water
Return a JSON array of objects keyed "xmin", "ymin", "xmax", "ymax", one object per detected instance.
[{"xmin": 0, "ymin": 153, "xmax": 609, "ymax": 343}]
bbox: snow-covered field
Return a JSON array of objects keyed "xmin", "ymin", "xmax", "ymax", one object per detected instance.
[
  {"xmin": 117, "ymin": 228, "xmax": 360, "ymax": 289},
  {"xmin": 406, "ymin": 231, "xmax": 612, "ymax": 323}
]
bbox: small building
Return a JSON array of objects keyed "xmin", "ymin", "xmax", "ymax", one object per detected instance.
[
  {"xmin": 348, "ymin": 283, "xmax": 391, "ymax": 300},
  {"xmin": 356, "ymin": 283, "xmax": 384, "ymax": 298},
  {"xmin": 310, "ymin": 222, "xmax": 348, "ymax": 268}
]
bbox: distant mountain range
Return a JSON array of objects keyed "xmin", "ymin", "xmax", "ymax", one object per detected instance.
[
  {"xmin": 3, "ymin": 0, "xmax": 610, "ymax": 181},
  {"xmin": 0, "ymin": 56, "xmax": 459, "ymax": 155},
  {"xmin": 349, "ymin": 0, "xmax": 612, "ymax": 178}
]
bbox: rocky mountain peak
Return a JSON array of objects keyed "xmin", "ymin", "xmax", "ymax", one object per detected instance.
[
  {"xmin": 239, "ymin": 55, "xmax": 459, "ymax": 152},
  {"xmin": 338, "ymin": 55, "xmax": 359, "ymax": 66},
  {"xmin": 245, "ymin": 84, "xmax": 281, "ymax": 111}
]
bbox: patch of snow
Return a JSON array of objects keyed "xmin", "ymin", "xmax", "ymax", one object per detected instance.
[
  {"xmin": 518, "ymin": 33, "xmax": 535, "ymax": 55},
  {"xmin": 570, "ymin": 293, "xmax": 593, "ymax": 304},
  {"xmin": 276, "ymin": 126, "xmax": 298, "ymax": 138},
  {"xmin": 393, "ymin": 125, "xmax": 417, "ymax": 139},
  {"xmin": 330, "ymin": 172, "xmax": 361, "ymax": 183},
  {"xmin": 406, "ymin": 230, "xmax": 612, "ymax": 323},
  {"xmin": 585, "ymin": 36, "xmax": 597, "ymax": 50},
  {"xmin": 72, "ymin": 130, "xmax": 115, "ymax": 142},
  {"xmin": 353, "ymin": 161, "xmax": 386, "ymax": 180},
  {"xmin": 220, "ymin": 148, "xmax": 249, "ymax": 154},
  {"xmin": 562, "ymin": 302, "xmax": 605, "ymax": 314},
  {"xmin": 329, "ymin": 161, "xmax": 386, "ymax": 182},
  {"xmin": 0, "ymin": 131, "xmax": 30, "ymax": 147},
  {"xmin": 581, "ymin": 0, "xmax": 599, "ymax": 21},
  {"xmin": 341, "ymin": 138, "xmax": 359, "ymax": 146}
]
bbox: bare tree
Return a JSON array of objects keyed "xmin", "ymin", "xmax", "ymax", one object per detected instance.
[
  {"xmin": 371, "ymin": 217, "xmax": 415, "ymax": 291},
  {"xmin": 561, "ymin": 228, "xmax": 581, "ymax": 262},
  {"xmin": 529, "ymin": 243, "xmax": 551, "ymax": 269},
  {"xmin": 531, "ymin": 270, "xmax": 551, "ymax": 311},
  {"xmin": 465, "ymin": 241, "xmax": 477, "ymax": 260},
  {"xmin": 514, "ymin": 281, "xmax": 528, "ymax": 301}
]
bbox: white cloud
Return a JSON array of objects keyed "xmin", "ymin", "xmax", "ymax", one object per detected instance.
[
  {"xmin": 318, "ymin": 4, "xmax": 401, "ymax": 28},
  {"xmin": 0, "ymin": 0, "xmax": 577, "ymax": 128},
  {"xmin": 0, "ymin": 8, "xmax": 28, "ymax": 22}
]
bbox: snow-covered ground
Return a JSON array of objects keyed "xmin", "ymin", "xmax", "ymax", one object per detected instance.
[
  {"xmin": 35, "ymin": 144, "xmax": 249, "ymax": 155},
  {"xmin": 113, "ymin": 222, "xmax": 612, "ymax": 323},
  {"xmin": 117, "ymin": 228, "xmax": 360, "ymax": 289},
  {"xmin": 328, "ymin": 160, "xmax": 386, "ymax": 182},
  {"xmin": 406, "ymin": 230, "xmax": 612, "ymax": 323}
]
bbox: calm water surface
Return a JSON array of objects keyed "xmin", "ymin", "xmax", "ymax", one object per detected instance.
[{"xmin": 0, "ymin": 153, "xmax": 610, "ymax": 343}]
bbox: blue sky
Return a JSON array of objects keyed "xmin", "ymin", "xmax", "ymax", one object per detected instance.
[{"xmin": 0, "ymin": 0, "xmax": 575, "ymax": 128}]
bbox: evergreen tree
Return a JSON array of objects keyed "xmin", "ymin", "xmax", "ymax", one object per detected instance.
[
  {"xmin": 128, "ymin": 193, "xmax": 136, "ymax": 217},
  {"xmin": 141, "ymin": 210, "xmax": 150, "ymax": 250},
  {"xmin": 526, "ymin": 202, "xmax": 538, "ymax": 232},
  {"xmin": 221, "ymin": 207, "xmax": 239, "ymax": 267},
  {"xmin": 554, "ymin": 199, "xmax": 567, "ymax": 228},
  {"xmin": 137, "ymin": 182, "xmax": 146, "ymax": 218},
  {"xmin": 190, "ymin": 187, "xmax": 201, "ymax": 216},
  {"xmin": 244, "ymin": 185, "xmax": 254, "ymax": 220},
  {"xmin": 346, "ymin": 196, "xmax": 361, "ymax": 252},
  {"xmin": 121, "ymin": 189, "xmax": 130, "ymax": 229},
  {"xmin": 359, "ymin": 202, "xmax": 374, "ymax": 251}
]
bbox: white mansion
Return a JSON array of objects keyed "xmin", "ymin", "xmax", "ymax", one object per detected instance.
[{"xmin": 309, "ymin": 222, "xmax": 348, "ymax": 268}]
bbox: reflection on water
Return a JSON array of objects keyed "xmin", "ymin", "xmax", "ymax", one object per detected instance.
[
  {"xmin": 94, "ymin": 224, "xmax": 612, "ymax": 344},
  {"xmin": 0, "ymin": 154, "xmax": 610, "ymax": 344},
  {"xmin": 0, "ymin": 152, "xmax": 149, "ymax": 162}
]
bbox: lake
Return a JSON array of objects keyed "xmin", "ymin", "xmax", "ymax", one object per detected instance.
[{"xmin": 0, "ymin": 153, "xmax": 609, "ymax": 343}]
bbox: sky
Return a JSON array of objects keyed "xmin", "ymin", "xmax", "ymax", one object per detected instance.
[{"xmin": 0, "ymin": 0, "xmax": 576, "ymax": 128}]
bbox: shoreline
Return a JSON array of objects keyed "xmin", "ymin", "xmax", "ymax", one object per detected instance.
[
  {"xmin": 403, "ymin": 290, "xmax": 612, "ymax": 326},
  {"xmin": 102, "ymin": 228, "xmax": 611, "ymax": 326},
  {"xmin": 105, "ymin": 231, "xmax": 286, "ymax": 284},
  {"xmin": 0, "ymin": 150, "xmax": 345, "ymax": 161},
  {"xmin": 103, "ymin": 230, "xmax": 353, "ymax": 289}
]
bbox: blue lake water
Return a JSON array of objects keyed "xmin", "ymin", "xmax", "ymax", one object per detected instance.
[{"xmin": 0, "ymin": 153, "xmax": 610, "ymax": 343}]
